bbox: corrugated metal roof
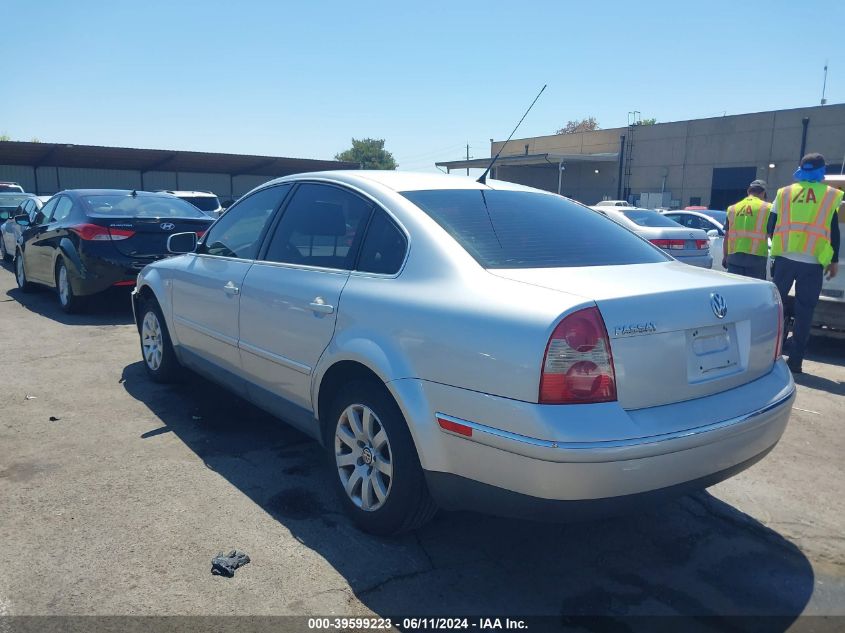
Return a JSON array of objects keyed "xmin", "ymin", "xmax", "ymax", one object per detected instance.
[{"xmin": 0, "ymin": 141, "xmax": 358, "ymax": 176}]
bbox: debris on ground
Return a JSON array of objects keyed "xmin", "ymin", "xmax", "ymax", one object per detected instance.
[
  {"xmin": 24, "ymin": 395, "xmax": 37, "ymax": 400},
  {"xmin": 211, "ymin": 550, "xmax": 250, "ymax": 578},
  {"xmin": 49, "ymin": 416, "xmax": 61, "ymax": 422}
]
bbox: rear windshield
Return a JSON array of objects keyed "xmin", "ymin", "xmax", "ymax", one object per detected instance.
[
  {"xmin": 620, "ymin": 210, "xmax": 681, "ymax": 227},
  {"xmin": 82, "ymin": 194, "xmax": 209, "ymax": 218},
  {"xmin": 0, "ymin": 194, "xmax": 29, "ymax": 209},
  {"xmin": 702, "ymin": 210, "xmax": 727, "ymax": 224},
  {"xmin": 402, "ymin": 190, "xmax": 668, "ymax": 269},
  {"xmin": 178, "ymin": 196, "xmax": 220, "ymax": 213}
]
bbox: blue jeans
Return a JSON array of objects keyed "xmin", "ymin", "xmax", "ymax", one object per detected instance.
[{"xmin": 772, "ymin": 256, "xmax": 824, "ymax": 365}]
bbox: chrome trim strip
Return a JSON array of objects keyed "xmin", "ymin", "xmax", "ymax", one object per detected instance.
[
  {"xmin": 238, "ymin": 340, "xmax": 311, "ymax": 375},
  {"xmin": 435, "ymin": 387, "xmax": 795, "ymax": 451},
  {"xmin": 173, "ymin": 315, "xmax": 238, "ymax": 347}
]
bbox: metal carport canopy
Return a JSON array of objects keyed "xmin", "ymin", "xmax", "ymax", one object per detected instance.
[{"xmin": 435, "ymin": 152, "xmax": 619, "ymax": 172}]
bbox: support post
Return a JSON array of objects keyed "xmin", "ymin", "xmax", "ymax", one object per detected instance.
[
  {"xmin": 557, "ymin": 160, "xmax": 564, "ymax": 195},
  {"xmin": 617, "ymin": 135, "xmax": 626, "ymax": 200},
  {"xmin": 799, "ymin": 117, "xmax": 809, "ymax": 160}
]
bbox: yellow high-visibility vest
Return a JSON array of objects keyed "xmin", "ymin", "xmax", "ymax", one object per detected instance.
[
  {"xmin": 771, "ymin": 182, "xmax": 843, "ymax": 266},
  {"xmin": 726, "ymin": 196, "xmax": 771, "ymax": 257}
]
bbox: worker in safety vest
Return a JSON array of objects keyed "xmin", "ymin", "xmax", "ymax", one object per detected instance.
[
  {"xmin": 770, "ymin": 153, "xmax": 842, "ymax": 374},
  {"xmin": 722, "ymin": 179, "xmax": 771, "ymax": 279}
]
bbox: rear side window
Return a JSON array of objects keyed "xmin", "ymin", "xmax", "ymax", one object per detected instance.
[
  {"xmin": 203, "ymin": 184, "xmax": 290, "ymax": 259},
  {"xmin": 357, "ymin": 211, "xmax": 407, "ymax": 274},
  {"xmin": 263, "ymin": 183, "xmax": 372, "ymax": 270},
  {"xmin": 52, "ymin": 197, "xmax": 74, "ymax": 223},
  {"xmin": 402, "ymin": 190, "xmax": 668, "ymax": 269}
]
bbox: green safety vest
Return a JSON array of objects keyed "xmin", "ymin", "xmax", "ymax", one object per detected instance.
[
  {"xmin": 726, "ymin": 196, "xmax": 771, "ymax": 257},
  {"xmin": 770, "ymin": 182, "xmax": 843, "ymax": 266}
]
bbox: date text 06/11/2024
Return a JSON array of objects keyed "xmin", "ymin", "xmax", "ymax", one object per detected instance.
[{"xmin": 307, "ymin": 617, "xmax": 529, "ymax": 630}]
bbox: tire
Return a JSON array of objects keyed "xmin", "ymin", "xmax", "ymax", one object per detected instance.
[
  {"xmin": 55, "ymin": 259, "xmax": 87, "ymax": 314},
  {"xmin": 14, "ymin": 251, "xmax": 33, "ymax": 292},
  {"xmin": 139, "ymin": 298, "xmax": 180, "ymax": 383},
  {"xmin": 327, "ymin": 379, "xmax": 437, "ymax": 535},
  {"xmin": 0, "ymin": 237, "xmax": 10, "ymax": 263}
]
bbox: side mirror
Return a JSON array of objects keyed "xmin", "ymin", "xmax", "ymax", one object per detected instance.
[
  {"xmin": 14, "ymin": 214, "xmax": 31, "ymax": 226},
  {"xmin": 707, "ymin": 229, "xmax": 719, "ymax": 238},
  {"xmin": 167, "ymin": 232, "xmax": 198, "ymax": 254}
]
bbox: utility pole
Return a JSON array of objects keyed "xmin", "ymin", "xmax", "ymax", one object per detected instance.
[{"xmin": 466, "ymin": 144, "xmax": 470, "ymax": 176}]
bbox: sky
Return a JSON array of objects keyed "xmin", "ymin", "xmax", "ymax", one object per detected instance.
[{"xmin": 3, "ymin": 0, "xmax": 844, "ymax": 173}]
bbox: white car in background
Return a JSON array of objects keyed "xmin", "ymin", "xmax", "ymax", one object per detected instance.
[
  {"xmin": 662, "ymin": 210, "xmax": 727, "ymax": 272},
  {"xmin": 814, "ymin": 175, "xmax": 845, "ymax": 335},
  {"xmin": 594, "ymin": 200, "xmax": 632, "ymax": 208},
  {"xmin": 158, "ymin": 190, "xmax": 224, "ymax": 218}
]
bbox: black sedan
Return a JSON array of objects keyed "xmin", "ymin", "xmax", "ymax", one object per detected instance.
[{"xmin": 14, "ymin": 189, "xmax": 214, "ymax": 313}]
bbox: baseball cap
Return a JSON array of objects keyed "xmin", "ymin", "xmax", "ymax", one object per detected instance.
[
  {"xmin": 799, "ymin": 153, "xmax": 825, "ymax": 170},
  {"xmin": 749, "ymin": 179, "xmax": 767, "ymax": 190}
]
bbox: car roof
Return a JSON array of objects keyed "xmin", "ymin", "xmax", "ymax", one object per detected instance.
[
  {"xmin": 161, "ymin": 190, "xmax": 218, "ymax": 196},
  {"xmin": 264, "ymin": 170, "xmax": 544, "ymax": 194}
]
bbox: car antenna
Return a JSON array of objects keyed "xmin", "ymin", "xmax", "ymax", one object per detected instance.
[{"xmin": 477, "ymin": 84, "xmax": 547, "ymax": 185}]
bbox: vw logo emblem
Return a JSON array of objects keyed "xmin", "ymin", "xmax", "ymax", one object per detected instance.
[
  {"xmin": 160, "ymin": 222, "xmax": 175, "ymax": 231},
  {"xmin": 710, "ymin": 292, "xmax": 727, "ymax": 319}
]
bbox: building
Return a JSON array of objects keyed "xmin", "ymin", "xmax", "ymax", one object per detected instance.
[
  {"xmin": 0, "ymin": 141, "xmax": 357, "ymax": 201},
  {"xmin": 437, "ymin": 103, "xmax": 845, "ymax": 209}
]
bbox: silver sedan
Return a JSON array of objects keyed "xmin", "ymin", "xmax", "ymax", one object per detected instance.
[{"xmin": 132, "ymin": 171, "xmax": 793, "ymax": 534}]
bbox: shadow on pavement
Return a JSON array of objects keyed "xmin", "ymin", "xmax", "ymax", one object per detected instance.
[
  {"xmin": 120, "ymin": 361, "xmax": 816, "ymax": 625},
  {"xmin": 1, "ymin": 260, "xmax": 134, "ymax": 326}
]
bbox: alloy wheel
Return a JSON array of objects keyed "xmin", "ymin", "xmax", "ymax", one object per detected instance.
[
  {"xmin": 334, "ymin": 403, "xmax": 393, "ymax": 511},
  {"xmin": 141, "ymin": 311, "xmax": 164, "ymax": 371}
]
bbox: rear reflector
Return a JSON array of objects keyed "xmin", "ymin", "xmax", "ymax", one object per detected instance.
[
  {"xmin": 650, "ymin": 238, "xmax": 686, "ymax": 250},
  {"xmin": 70, "ymin": 223, "xmax": 135, "ymax": 241},
  {"xmin": 773, "ymin": 285, "xmax": 784, "ymax": 361},
  {"xmin": 112, "ymin": 280, "xmax": 135, "ymax": 287},
  {"xmin": 436, "ymin": 416, "xmax": 473, "ymax": 437},
  {"xmin": 540, "ymin": 306, "xmax": 617, "ymax": 404}
]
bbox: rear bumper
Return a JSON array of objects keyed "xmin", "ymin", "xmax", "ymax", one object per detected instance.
[
  {"xmin": 812, "ymin": 296, "xmax": 845, "ymax": 331},
  {"xmin": 677, "ymin": 253, "xmax": 713, "ymax": 268},
  {"xmin": 391, "ymin": 361, "xmax": 794, "ymax": 512}
]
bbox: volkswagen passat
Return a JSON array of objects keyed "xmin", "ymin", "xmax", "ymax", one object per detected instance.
[
  {"xmin": 14, "ymin": 190, "xmax": 213, "ymax": 312},
  {"xmin": 132, "ymin": 172, "xmax": 794, "ymax": 534}
]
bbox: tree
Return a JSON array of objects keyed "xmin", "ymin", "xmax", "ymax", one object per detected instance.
[
  {"xmin": 556, "ymin": 117, "xmax": 599, "ymax": 135},
  {"xmin": 638, "ymin": 118, "xmax": 657, "ymax": 126},
  {"xmin": 335, "ymin": 138, "xmax": 397, "ymax": 170},
  {"xmin": 0, "ymin": 133, "xmax": 10, "ymax": 141}
]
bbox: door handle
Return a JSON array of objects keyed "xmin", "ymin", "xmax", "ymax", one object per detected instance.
[
  {"xmin": 223, "ymin": 281, "xmax": 240, "ymax": 295},
  {"xmin": 309, "ymin": 297, "xmax": 335, "ymax": 314}
]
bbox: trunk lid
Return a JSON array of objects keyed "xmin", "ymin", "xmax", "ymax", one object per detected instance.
[
  {"xmin": 100, "ymin": 217, "xmax": 213, "ymax": 259},
  {"xmin": 492, "ymin": 262, "xmax": 780, "ymax": 409}
]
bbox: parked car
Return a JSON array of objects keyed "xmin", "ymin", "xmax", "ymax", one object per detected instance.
[
  {"xmin": 592, "ymin": 206, "xmax": 713, "ymax": 268},
  {"xmin": 805, "ymin": 174, "xmax": 845, "ymax": 335},
  {"xmin": 14, "ymin": 189, "xmax": 214, "ymax": 313},
  {"xmin": 158, "ymin": 190, "xmax": 224, "ymax": 218},
  {"xmin": 594, "ymin": 200, "xmax": 632, "ymax": 208},
  {"xmin": 662, "ymin": 209, "xmax": 727, "ymax": 271},
  {"xmin": 0, "ymin": 181, "xmax": 25, "ymax": 193},
  {"xmin": 132, "ymin": 171, "xmax": 793, "ymax": 534},
  {"xmin": 0, "ymin": 194, "xmax": 51, "ymax": 262}
]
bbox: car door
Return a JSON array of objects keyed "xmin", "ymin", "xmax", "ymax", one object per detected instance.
[
  {"xmin": 20, "ymin": 196, "xmax": 62, "ymax": 283},
  {"xmin": 169, "ymin": 184, "xmax": 290, "ymax": 383},
  {"xmin": 238, "ymin": 182, "xmax": 373, "ymax": 415}
]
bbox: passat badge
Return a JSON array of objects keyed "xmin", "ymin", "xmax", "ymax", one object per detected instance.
[
  {"xmin": 711, "ymin": 293, "xmax": 727, "ymax": 319},
  {"xmin": 160, "ymin": 222, "xmax": 175, "ymax": 231},
  {"xmin": 613, "ymin": 322, "xmax": 656, "ymax": 337}
]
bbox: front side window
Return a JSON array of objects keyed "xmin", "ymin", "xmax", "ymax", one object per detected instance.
[
  {"xmin": 263, "ymin": 184, "xmax": 371, "ymax": 269},
  {"xmin": 35, "ymin": 197, "xmax": 59, "ymax": 224},
  {"xmin": 357, "ymin": 210, "xmax": 407, "ymax": 274},
  {"xmin": 202, "ymin": 184, "xmax": 290, "ymax": 259},
  {"xmin": 402, "ymin": 190, "xmax": 668, "ymax": 269}
]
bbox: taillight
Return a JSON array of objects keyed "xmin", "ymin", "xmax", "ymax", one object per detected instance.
[
  {"xmin": 772, "ymin": 285, "xmax": 783, "ymax": 361},
  {"xmin": 196, "ymin": 230, "xmax": 207, "ymax": 239},
  {"xmin": 540, "ymin": 307, "xmax": 617, "ymax": 404},
  {"xmin": 695, "ymin": 239, "xmax": 709, "ymax": 250},
  {"xmin": 70, "ymin": 223, "xmax": 135, "ymax": 241},
  {"xmin": 650, "ymin": 238, "xmax": 686, "ymax": 250}
]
